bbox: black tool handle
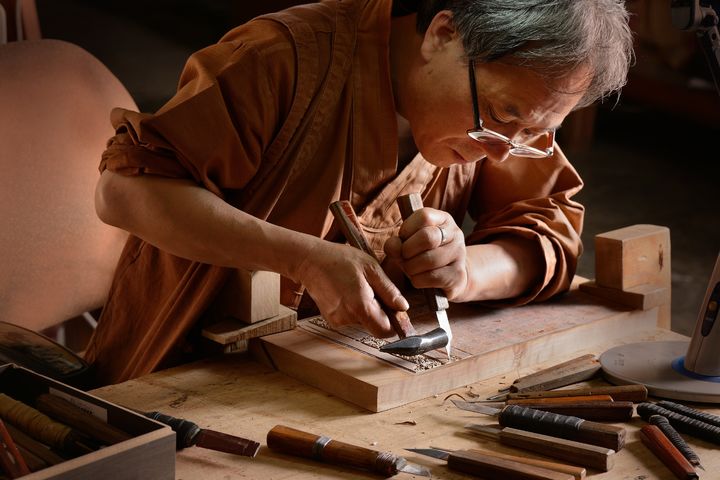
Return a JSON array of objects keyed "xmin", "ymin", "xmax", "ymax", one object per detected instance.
[
  {"xmin": 144, "ymin": 411, "xmax": 201, "ymax": 450},
  {"xmin": 637, "ymin": 403, "xmax": 720, "ymax": 445},
  {"xmin": 267, "ymin": 425, "xmax": 401, "ymax": 476},
  {"xmin": 499, "ymin": 405, "xmax": 625, "ymax": 451},
  {"xmin": 657, "ymin": 400, "xmax": 720, "ymax": 428}
]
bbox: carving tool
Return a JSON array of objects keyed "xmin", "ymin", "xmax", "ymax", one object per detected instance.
[
  {"xmin": 266, "ymin": 424, "xmax": 430, "ymax": 477},
  {"xmin": 452, "ymin": 400, "xmax": 626, "ymax": 451},
  {"xmin": 380, "ymin": 193, "xmax": 453, "ymax": 358},
  {"xmin": 648, "ymin": 415, "xmax": 703, "ymax": 470},
  {"xmin": 329, "ymin": 200, "xmax": 416, "ymax": 338},
  {"xmin": 639, "ymin": 424, "xmax": 699, "ymax": 480},
  {"xmin": 0, "ymin": 419, "xmax": 31, "ymax": 478},
  {"xmin": 144, "ymin": 411, "xmax": 260, "ymax": 457},
  {"xmin": 502, "ymin": 384, "xmax": 648, "ymax": 403},
  {"xmin": 465, "ymin": 424, "xmax": 615, "ymax": 472},
  {"xmin": 480, "ymin": 400, "xmax": 634, "ymax": 422},
  {"xmin": 487, "ymin": 354, "xmax": 601, "ymax": 401},
  {"xmin": 656, "ymin": 400, "xmax": 720, "ymax": 428},
  {"xmin": 407, "ymin": 447, "xmax": 574, "ymax": 480},
  {"xmin": 636, "ymin": 402, "xmax": 720, "ymax": 445},
  {"xmin": 417, "ymin": 446, "xmax": 586, "ymax": 479}
]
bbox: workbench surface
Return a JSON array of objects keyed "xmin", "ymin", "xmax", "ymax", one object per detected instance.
[{"xmin": 91, "ymin": 328, "xmax": 718, "ymax": 480}]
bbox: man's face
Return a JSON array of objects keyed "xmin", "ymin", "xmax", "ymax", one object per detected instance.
[{"xmin": 402, "ymin": 22, "xmax": 589, "ymax": 168}]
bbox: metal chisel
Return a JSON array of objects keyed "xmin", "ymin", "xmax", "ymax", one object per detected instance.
[
  {"xmin": 267, "ymin": 425, "xmax": 430, "ymax": 477},
  {"xmin": 479, "ymin": 400, "xmax": 634, "ymax": 422},
  {"xmin": 380, "ymin": 193, "xmax": 453, "ymax": 358},
  {"xmin": 452, "ymin": 399, "xmax": 626, "ymax": 451}
]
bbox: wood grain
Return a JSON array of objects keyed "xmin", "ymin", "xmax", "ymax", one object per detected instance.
[
  {"xmin": 639, "ymin": 424, "xmax": 698, "ymax": 480},
  {"xmin": 447, "ymin": 449, "xmax": 574, "ymax": 480}
]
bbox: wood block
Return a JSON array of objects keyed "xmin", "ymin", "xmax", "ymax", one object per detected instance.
[
  {"xmin": 579, "ymin": 280, "xmax": 669, "ymax": 310},
  {"xmin": 595, "ymin": 224, "xmax": 671, "ymax": 290},
  {"xmin": 214, "ymin": 270, "xmax": 280, "ymax": 324},
  {"xmin": 257, "ymin": 287, "xmax": 661, "ymax": 412},
  {"xmin": 202, "ymin": 305, "xmax": 296, "ymax": 353}
]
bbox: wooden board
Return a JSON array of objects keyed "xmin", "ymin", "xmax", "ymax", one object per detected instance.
[{"xmin": 256, "ymin": 282, "xmax": 661, "ymax": 412}]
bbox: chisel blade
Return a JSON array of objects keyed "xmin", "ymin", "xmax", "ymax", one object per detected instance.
[
  {"xmin": 452, "ymin": 399, "xmax": 502, "ymax": 416},
  {"xmin": 406, "ymin": 447, "xmax": 451, "ymax": 461},
  {"xmin": 397, "ymin": 458, "xmax": 432, "ymax": 477}
]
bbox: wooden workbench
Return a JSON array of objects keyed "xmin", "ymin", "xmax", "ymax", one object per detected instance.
[{"xmin": 91, "ymin": 327, "xmax": 718, "ymax": 480}]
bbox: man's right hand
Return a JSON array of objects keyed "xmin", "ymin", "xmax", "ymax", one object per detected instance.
[{"xmin": 295, "ymin": 241, "xmax": 409, "ymax": 338}]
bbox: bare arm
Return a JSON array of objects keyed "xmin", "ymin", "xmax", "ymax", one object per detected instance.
[{"xmin": 95, "ymin": 171, "xmax": 408, "ymax": 336}]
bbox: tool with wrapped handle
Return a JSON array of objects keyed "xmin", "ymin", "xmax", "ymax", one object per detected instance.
[
  {"xmin": 480, "ymin": 400, "xmax": 634, "ymax": 422},
  {"xmin": 648, "ymin": 415, "xmax": 703, "ymax": 470},
  {"xmin": 636, "ymin": 402, "xmax": 720, "ymax": 445},
  {"xmin": 380, "ymin": 193, "xmax": 452, "ymax": 358},
  {"xmin": 452, "ymin": 400, "xmax": 625, "ymax": 451},
  {"xmin": 266, "ymin": 425, "xmax": 430, "ymax": 477},
  {"xmin": 329, "ymin": 200, "xmax": 416, "ymax": 339},
  {"xmin": 639, "ymin": 424, "xmax": 698, "ymax": 480}
]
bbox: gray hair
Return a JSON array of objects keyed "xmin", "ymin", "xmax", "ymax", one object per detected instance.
[{"xmin": 415, "ymin": 0, "xmax": 634, "ymax": 108}]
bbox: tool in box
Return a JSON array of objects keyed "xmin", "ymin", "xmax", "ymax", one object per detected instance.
[{"xmin": 487, "ymin": 354, "xmax": 601, "ymax": 401}]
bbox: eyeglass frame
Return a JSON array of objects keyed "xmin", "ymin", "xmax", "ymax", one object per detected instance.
[{"xmin": 466, "ymin": 60, "xmax": 555, "ymax": 158}]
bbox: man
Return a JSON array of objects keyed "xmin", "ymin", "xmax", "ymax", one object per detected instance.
[{"xmin": 87, "ymin": 0, "xmax": 633, "ymax": 384}]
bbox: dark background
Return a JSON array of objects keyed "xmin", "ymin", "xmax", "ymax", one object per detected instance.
[{"xmin": 34, "ymin": 0, "xmax": 720, "ymax": 335}]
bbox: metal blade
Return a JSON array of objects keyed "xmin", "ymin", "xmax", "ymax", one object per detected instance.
[
  {"xmin": 451, "ymin": 399, "xmax": 501, "ymax": 416},
  {"xmin": 406, "ymin": 448, "xmax": 450, "ymax": 460},
  {"xmin": 396, "ymin": 457, "xmax": 432, "ymax": 476},
  {"xmin": 435, "ymin": 309, "xmax": 452, "ymax": 358}
]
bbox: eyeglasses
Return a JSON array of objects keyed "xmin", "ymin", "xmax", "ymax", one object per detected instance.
[{"xmin": 466, "ymin": 60, "xmax": 555, "ymax": 158}]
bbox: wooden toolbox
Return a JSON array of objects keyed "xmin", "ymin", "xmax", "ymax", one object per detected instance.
[{"xmin": 0, "ymin": 363, "xmax": 175, "ymax": 479}]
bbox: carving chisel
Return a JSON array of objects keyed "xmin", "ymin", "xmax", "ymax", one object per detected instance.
[
  {"xmin": 380, "ymin": 193, "xmax": 453, "ymax": 358},
  {"xmin": 502, "ymin": 384, "xmax": 648, "ymax": 403},
  {"xmin": 266, "ymin": 425, "xmax": 430, "ymax": 477},
  {"xmin": 407, "ymin": 447, "xmax": 575, "ymax": 480},
  {"xmin": 452, "ymin": 400, "xmax": 626, "ymax": 451},
  {"xmin": 330, "ymin": 200, "xmax": 416, "ymax": 338},
  {"xmin": 639, "ymin": 425, "xmax": 699, "ymax": 480},
  {"xmin": 480, "ymin": 400, "xmax": 634, "ymax": 422},
  {"xmin": 465, "ymin": 424, "xmax": 615, "ymax": 472},
  {"xmin": 487, "ymin": 354, "xmax": 601, "ymax": 401}
]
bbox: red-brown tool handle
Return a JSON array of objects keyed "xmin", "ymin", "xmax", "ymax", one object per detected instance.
[
  {"xmin": 507, "ymin": 394, "xmax": 613, "ymax": 405},
  {"xmin": 267, "ymin": 425, "xmax": 400, "ymax": 476},
  {"xmin": 639, "ymin": 425, "xmax": 698, "ymax": 480},
  {"xmin": 511, "ymin": 401, "xmax": 634, "ymax": 422},
  {"xmin": 508, "ymin": 384, "xmax": 648, "ymax": 402},
  {"xmin": 499, "ymin": 405, "xmax": 626, "ymax": 451},
  {"xmin": 0, "ymin": 419, "xmax": 31, "ymax": 478},
  {"xmin": 448, "ymin": 449, "xmax": 573, "ymax": 480},
  {"xmin": 396, "ymin": 193, "xmax": 449, "ymax": 312},
  {"xmin": 329, "ymin": 201, "xmax": 416, "ymax": 338}
]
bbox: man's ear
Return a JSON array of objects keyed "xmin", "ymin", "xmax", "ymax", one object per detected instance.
[{"xmin": 419, "ymin": 10, "xmax": 458, "ymax": 62}]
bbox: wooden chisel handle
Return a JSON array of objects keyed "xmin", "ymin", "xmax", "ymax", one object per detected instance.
[
  {"xmin": 329, "ymin": 201, "xmax": 416, "ymax": 338},
  {"xmin": 511, "ymin": 401, "xmax": 634, "ymax": 422},
  {"xmin": 466, "ymin": 449, "xmax": 586, "ymax": 480},
  {"xmin": 448, "ymin": 449, "xmax": 573, "ymax": 480},
  {"xmin": 510, "ymin": 355, "xmax": 601, "ymax": 393},
  {"xmin": 499, "ymin": 405, "xmax": 626, "ymax": 451},
  {"xmin": 497, "ymin": 427, "xmax": 615, "ymax": 472},
  {"xmin": 639, "ymin": 425, "xmax": 698, "ymax": 480},
  {"xmin": 267, "ymin": 425, "xmax": 402, "ymax": 476},
  {"xmin": 508, "ymin": 385, "xmax": 648, "ymax": 403},
  {"xmin": 507, "ymin": 395, "xmax": 613, "ymax": 405}
]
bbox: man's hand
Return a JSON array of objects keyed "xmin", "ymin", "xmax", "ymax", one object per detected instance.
[
  {"xmin": 384, "ymin": 207, "xmax": 468, "ymax": 301},
  {"xmin": 297, "ymin": 242, "xmax": 409, "ymax": 338}
]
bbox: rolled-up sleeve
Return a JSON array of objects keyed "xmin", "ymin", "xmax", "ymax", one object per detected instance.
[
  {"xmin": 466, "ymin": 144, "xmax": 584, "ymax": 305},
  {"xmin": 100, "ymin": 20, "xmax": 295, "ymax": 200}
]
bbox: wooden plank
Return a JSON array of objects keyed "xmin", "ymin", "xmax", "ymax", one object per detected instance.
[
  {"xmin": 212, "ymin": 270, "xmax": 280, "ymax": 324},
  {"xmin": 258, "ymin": 288, "xmax": 660, "ymax": 412},
  {"xmin": 202, "ymin": 305, "xmax": 296, "ymax": 345},
  {"xmin": 579, "ymin": 281, "xmax": 668, "ymax": 310}
]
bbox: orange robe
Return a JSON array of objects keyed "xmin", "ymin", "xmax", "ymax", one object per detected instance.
[{"xmin": 85, "ymin": 0, "xmax": 584, "ymax": 384}]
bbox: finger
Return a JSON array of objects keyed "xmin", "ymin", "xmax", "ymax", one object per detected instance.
[
  {"xmin": 383, "ymin": 236, "xmax": 403, "ymax": 259},
  {"xmin": 361, "ymin": 300, "xmax": 395, "ymax": 338},
  {"xmin": 366, "ymin": 264, "xmax": 410, "ymax": 312},
  {"xmin": 397, "ymin": 208, "xmax": 448, "ymax": 240},
  {"xmin": 401, "ymin": 224, "xmax": 455, "ymax": 259},
  {"xmin": 402, "ymin": 242, "xmax": 459, "ymax": 276},
  {"xmin": 406, "ymin": 263, "xmax": 461, "ymax": 290}
]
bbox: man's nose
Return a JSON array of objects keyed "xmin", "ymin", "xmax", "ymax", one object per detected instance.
[{"xmin": 482, "ymin": 141, "xmax": 512, "ymax": 163}]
